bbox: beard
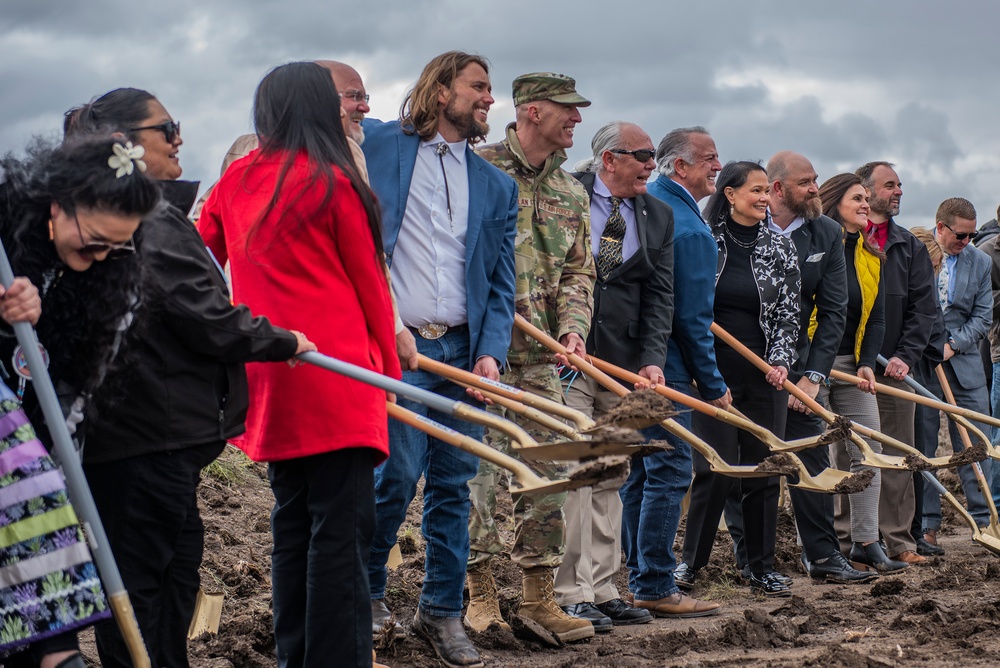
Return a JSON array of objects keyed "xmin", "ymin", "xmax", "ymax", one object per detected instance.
[
  {"xmin": 869, "ymin": 192, "xmax": 900, "ymax": 217},
  {"xmin": 789, "ymin": 193, "xmax": 823, "ymax": 219},
  {"xmin": 443, "ymin": 99, "xmax": 489, "ymax": 140},
  {"xmin": 347, "ymin": 118, "xmax": 365, "ymax": 144}
]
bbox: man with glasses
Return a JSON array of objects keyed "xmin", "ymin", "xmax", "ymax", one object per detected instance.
[
  {"xmin": 914, "ymin": 198, "xmax": 994, "ymax": 542},
  {"xmin": 551, "ymin": 120, "xmax": 680, "ymax": 626},
  {"xmin": 466, "ymin": 72, "xmax": 596, "ymax": 642},
  {"xmin": 855, "ymin": 161, "xmax": 938, "ymax": 564}
]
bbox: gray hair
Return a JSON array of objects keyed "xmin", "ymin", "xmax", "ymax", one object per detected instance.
[
  {"xmin": 655, "ymin": 126, "xmax": 710, "ymax": 177},
  {"xmin": 573, "ymin": 121, "xmax": 629, "ymax": 173}
]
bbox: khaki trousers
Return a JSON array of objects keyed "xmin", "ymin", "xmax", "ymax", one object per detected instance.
[{"xmin": 875, "ymin": 377, "xmax": 917, "ymax": 556}]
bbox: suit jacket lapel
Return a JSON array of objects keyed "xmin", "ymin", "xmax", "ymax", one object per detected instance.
[
  {"xmin": 952, "ymin": 250, "xmax": 972, "ymax": 310},
  {"xmin": 465, "ymin": 151, "xmax": 487, "ymax": 268}
]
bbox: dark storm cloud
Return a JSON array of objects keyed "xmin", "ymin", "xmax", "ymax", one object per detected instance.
[{"xmin": 2, "ymin": 0, "xmax": 998, "ymax": 225}]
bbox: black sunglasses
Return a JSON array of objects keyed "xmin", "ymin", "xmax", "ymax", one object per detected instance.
[
  {"xmin": 73, "ymin": 213, "xmax": 136, "ymax": 259},
  {"xmin": 129, "ymin": 120, "xmax": 181, "ymax": 143},
  {"xmin": 611, "ymin": 148, "xmax": 655, "ymax": 163},
  {"xmin": 944, "ymin": 223, "xmax": 973, "ymax": 241}
]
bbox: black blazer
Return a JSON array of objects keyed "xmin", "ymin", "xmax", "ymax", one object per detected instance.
[
  {"xmin": 575, "ymin": 172, "xmax": 674, "ymax": 374},
  {"xmin": 789, "ymin": 215, "xmax": 848, "ymax": 379}
]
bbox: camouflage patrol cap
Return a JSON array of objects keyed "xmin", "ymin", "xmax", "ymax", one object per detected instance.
[{"xmin": 512, "ymin": 72, "xmax": 591, "ymax": 107}]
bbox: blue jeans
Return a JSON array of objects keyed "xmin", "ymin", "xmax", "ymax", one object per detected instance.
[
  {"xmin": 991, "ymin": 362, "xmax": 1000, "ymax": 508},
  {"xmin": 917, "ymin": 364, "xmax": 993, "ymax": 530},
  {"xmin": 368, "ymin": 330, "xmax": 481, "ymax": 617},
  {"xmin": 619, "ymin": 382, "xmax": 694, "ymax": 600}
]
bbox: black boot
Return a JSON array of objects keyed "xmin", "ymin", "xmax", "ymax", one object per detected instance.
[{"xmin": 849, "ymin": 541, "xmax": 909, "ymax": 573}]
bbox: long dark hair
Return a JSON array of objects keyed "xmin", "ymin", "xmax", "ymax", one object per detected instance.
[
  {"xmin": 703, "ymin": 160, "xmax": 766, "ymax": 225},
  {"xmin": 64, "ymin": 88, "xmax": 157, "ymax": 143},
  {"xmin": 819, "ymin": 173, "xmax": 884, "ymax": 260},
  {"xmin": 251, "ymin": 61, "xmax": 383, "ymax": 261},
  {"xmin": 0, "ymin": 135, "xmax": 159, "ymax": 397}
]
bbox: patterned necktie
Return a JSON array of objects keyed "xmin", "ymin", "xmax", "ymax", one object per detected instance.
[
  {"xmin": 598, "ymin": 196, "xmax": 626, "ymax": 279},
  {"xmin": 938, "ymin": 257, "xmax": 951, "ymax": 310}
]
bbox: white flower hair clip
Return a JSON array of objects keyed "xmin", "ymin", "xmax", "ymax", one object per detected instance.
[{"xmin": 108, "ymin": 141, "xmax": 147, "ymax": 178}]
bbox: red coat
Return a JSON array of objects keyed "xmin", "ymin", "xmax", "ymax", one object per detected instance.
[{"xmin": 198, "ymin": 150, "xmax": 400, "ymax": 463}]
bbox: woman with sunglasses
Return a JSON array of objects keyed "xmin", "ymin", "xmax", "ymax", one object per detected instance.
[
  {"xmin": 64, "ymin": 88, "xmax": 316, "ymax": 668},
  {"xmin": 679, "ymin": 161, "xmax": 801, "ymax": 598},
  {"xmin": 0, "ymin": 134, "xmax": 160, "ymax": 668},
  {"xmin": 198, "ymin": 62, "xmax": 400, "ymax": 668}
]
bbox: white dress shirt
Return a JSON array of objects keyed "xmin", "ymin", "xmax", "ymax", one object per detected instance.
[{"xmin": 391, "ymin": 133, "xmax": 470, "ymax": 327}]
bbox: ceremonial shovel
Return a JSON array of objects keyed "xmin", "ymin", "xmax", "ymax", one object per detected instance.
[
  {"xmin": 297, "ymin": 352, "xmax": 629, "ymax": 493},
  {"xmin": 0, "ymin": 240, "xmax": 151, "ymax": 667},
  {"xmin": 710, "ymin": 323, "xmax": 968, "ymax": 472},
  {"xmin": 513, "ymin": 315, "xmax": 864, "ymax": 493}
]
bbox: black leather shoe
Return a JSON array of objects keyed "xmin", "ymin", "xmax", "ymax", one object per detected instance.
[
  {"xmin": 741, "ymin": 565, "xmax": 793, "ymax": 587},
  {"xmin": 413, "ymin": 608, "xmax": 484, "ymax": 668},
  {"xmin": 747, "ymin": 572, "xmax": 792, "ymax": 597},
  {"xmin": 915, "ymin": 536, "xmax": 945, "ymax": 556},
  {"xmin": 807, "ymin": 551, "xmax": 879, "ymax": 583},
  {"xmin": 561, "ymin": 601, "xmax": 613, "ymax": 632},
  {"xmin": 372, "ymin": 599, "xmax": 405, "ymax": 638},
  {"xmin": 673, "ymin": 562, "xmax": 697, "ymax": 591},
  {"xmin": 595, "ymin": 598, "xmax": 653, "ymax": 625},
  {"xmin": 849, "ymin": 541, "xmax": 909, "ymax": 573},
  {"xmin": 54, "ymin": 655, "xmax": 86, "ymax": 668}
]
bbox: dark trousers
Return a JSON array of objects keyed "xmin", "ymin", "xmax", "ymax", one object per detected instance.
[
  {"xmin": 785, "ymin": 409, "xmax": 842, "ymax": 560},
  {"xmin": 86, "ymin": 442, "xmax": 224, "ymax": 668},
  {"xmin": 269, "ymin": 448, "xmax": 376, "ymax": 668},
  {"xmin": 683, "ymin": 350, "xmax": 786, "ymax": 576}
]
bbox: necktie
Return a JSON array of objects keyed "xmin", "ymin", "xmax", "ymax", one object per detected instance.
[
  {"xmin": 436, "ymin": 142, "xmax": 453, "ymax": 223},
  {"xmin": 597, "ymin": 196, "xmax": 626, "ymax": 279},
  {"xmin": 938, "ymin": 257, "xmax": 951, "ymax": 310}
]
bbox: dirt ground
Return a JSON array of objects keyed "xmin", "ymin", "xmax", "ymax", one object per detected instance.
[{"xmin": 81, "ymin": 442, "xmax": 1000, "ymax": 668}]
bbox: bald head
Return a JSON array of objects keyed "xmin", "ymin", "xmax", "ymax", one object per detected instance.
[
  {"xmin": 314, "ymin": 60, "xmax": 369, "ymax": 143},
  {"xmin": 767, "ymin": 151, "xmax": 821, "ymax": 222}
]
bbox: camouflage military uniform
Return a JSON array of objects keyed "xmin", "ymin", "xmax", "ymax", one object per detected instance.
[{"xmin": 468, "ymin": 123, "xmax": 595, "ymax": 569}]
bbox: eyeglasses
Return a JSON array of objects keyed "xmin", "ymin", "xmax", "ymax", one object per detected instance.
[
  {"xmin": 610, "ymin": 148, "xmax": 655, "ymax": 163},
  {"xmin": 341, "ymin": 90, "xmax": 370, "ymax": 103},
  {"xmin": 943, "ymin": 223, "xmax": 973, "ymax": 241},
  {"xmin": 73, "ymin": 213, "xmax": 136, "ymax": 259},
  {"xmin": 128, "ymin": 120, "xmax": 181, "ymax": 143}
]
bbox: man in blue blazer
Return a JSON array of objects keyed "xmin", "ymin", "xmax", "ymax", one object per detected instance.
[
  {"xmin": 362, "ymin": 51, "xmax": 517, "ymax": 668},
  {"xmin": 917, "ymin": 198, "xmax": 994, "ymax": 539}
]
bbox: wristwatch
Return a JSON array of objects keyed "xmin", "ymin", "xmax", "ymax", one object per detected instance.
[{"xmin": 804, "ymin": 371, "xmax": 825, "ymax": 385}]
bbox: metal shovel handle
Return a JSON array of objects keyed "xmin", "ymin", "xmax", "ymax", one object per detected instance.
[{"xmin": 0, "ymin": 240, "xmax": 150, "ymax": 668}]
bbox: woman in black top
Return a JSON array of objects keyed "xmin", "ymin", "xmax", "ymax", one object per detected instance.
[{"xmin": 680, "ymin": 161, "xmax": 800, "ymax": 598}]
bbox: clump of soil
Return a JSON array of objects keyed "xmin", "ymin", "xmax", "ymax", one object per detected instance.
[
  {"xmin": 903, "ymin": 453, "xmax": 934, "ymax": 470},
  {"xmin": 833, "ymin": 468, "xmax": 875, "ymax": 494},
  {"xmin": 592, "ymin": 389, "xmax": 676, "ymax": 429},
  {"xmin": 757, "ymin": 453, "xmax": 798, "ymax": 474},
  {"xmin": 581, "ymin": 425, "xmax": 644, "ymax": 444},
  {"xmin": 870, "ymin": 579, "xmax": 905, "ymax": 597},
  {"xmin": 817, "ymin": 420, "xmax": 855, "ymax": 445},
  {"xmin": 948, "ymin": 441, "xmax": 987, "ymax": 465},
  {"xmin": 567, "ymin": 455, "xmax": 629, "ymax": 483}
]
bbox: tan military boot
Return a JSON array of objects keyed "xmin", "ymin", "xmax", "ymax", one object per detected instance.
[
  {"xmin": 519, "ymin": 567, "xmax": 595, "ymax": 642},
  {"xmin": 465, "ymin": 560, "xmax": 511, "ymax": 632}
]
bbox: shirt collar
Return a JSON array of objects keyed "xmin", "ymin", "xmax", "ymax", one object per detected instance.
[
  {"xmin": 421, "ymin": 133, "xmax": 467, "ymax": 165},
  {"xmin": 594, "ymin": 173, "xmax": 634, "ymax": 210},
  {"xmin": 767, "ymin": 214, "xmax": 805, "ymax": 238}
]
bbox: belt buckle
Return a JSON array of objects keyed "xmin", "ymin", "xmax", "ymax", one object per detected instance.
[{"xmin": 417, "ymin": 323, "xmax": 448, "ymax": 340}]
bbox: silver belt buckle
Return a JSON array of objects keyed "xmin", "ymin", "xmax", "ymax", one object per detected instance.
[{"xmin": 417, "ymin": 323, "xmax": 448, "ymax": 340}]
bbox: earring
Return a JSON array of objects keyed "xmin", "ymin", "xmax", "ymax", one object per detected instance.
[
  {"xmin": 730, "ymin": 205, "xmax": 735, "ymax": 217},
  {"xmin": 48, "ymin": 219, "xmax": 54, "ymax": 241}
]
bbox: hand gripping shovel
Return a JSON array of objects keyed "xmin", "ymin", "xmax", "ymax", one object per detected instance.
[
  {"xmin": 710, "ymin": 323, "xmax": 946, "ymax": 472},
  {"xmin": 385, "ymin": 403, "xmax": 625, "ymax": 494},
  {"xmin": 830, "ymin": 359, "xmax": 995, "ymax": 462},
  {"xmin": 0, "ymin": 241, "xmax": 151, "ymax": 667},
  {"xmin": 413, "ymin": 354, "xmax": 671, "ymax": 461},
  {"xmin": 511, "ymin": 315, "xmax": 862, "ymax": 491},
  {"xmin": 297, "ymin": 352, "xmax": 652, "ymax": 470}
]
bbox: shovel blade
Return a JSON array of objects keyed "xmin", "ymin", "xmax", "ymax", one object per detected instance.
[{"xmin": 514, "ymin": 440, "xmax": 670, "ymax": 461}]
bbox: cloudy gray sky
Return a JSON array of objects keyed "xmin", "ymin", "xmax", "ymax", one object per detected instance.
[{"xmin": 2, "ymin": 0, "xmax": 998, "ymax": 228}]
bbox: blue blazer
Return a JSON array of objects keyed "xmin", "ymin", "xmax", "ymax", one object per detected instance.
[
  {"xmin": 944, "ymin": 244, "xmax": 993, "ymax": 389},
  {"xmin": 645, "ymin": 175, "xmax": 727, "ymax": 400},
  {"xmin": 362, "ymin": 120, "xmax": 518, "ymax": 367}
]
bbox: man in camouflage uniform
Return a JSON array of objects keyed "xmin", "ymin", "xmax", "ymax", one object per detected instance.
[{"xmin": 466, "ymin": 73, "xmax": 596, "ymax": 643}]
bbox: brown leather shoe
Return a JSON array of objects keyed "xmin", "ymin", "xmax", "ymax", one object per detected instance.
[
  {"xmin": 892, "ymin": 550, "xmax": 928, "ymax": 565},
  {"xmin": 923, "ymin": 530, "xmax": 939, "ymax": 546},
  {"xmin": 634, "ymin": 592, "xmax": 721, "ymax": 618}
]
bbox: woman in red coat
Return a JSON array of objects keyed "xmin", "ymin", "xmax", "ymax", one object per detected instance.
[{"xmin": 198, "ymin": 62, "xmax": 401, "ymax": 668}]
